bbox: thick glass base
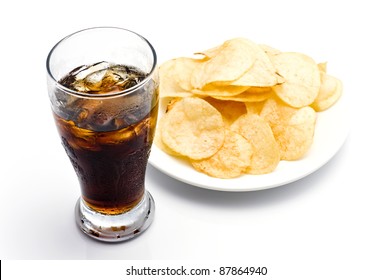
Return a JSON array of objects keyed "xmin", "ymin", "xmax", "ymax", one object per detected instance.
[{"xmin": 75, "ymin": 191, "xmax": 155, "ymax": 242}]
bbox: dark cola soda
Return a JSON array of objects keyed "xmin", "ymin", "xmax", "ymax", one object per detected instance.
[{"xmin": 53, "ymin": 62, "xmax": 158, "ymax": 215}]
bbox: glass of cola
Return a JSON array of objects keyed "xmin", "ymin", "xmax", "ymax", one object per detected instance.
[{"xmin": 46, "ymin": 27, "xmax": 158, "ymax": 242}]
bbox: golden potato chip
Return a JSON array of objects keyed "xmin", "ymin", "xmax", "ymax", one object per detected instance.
[
  {"xmin": 211, "ymin": 91, "xmax": 269, "ymax": 103},
  {"xmin": 260, "ymin": 98, "xmax": 317, "ymax": 160},
  {"xmin": 191, "ymin": 38, "xmax": 258, "ymax": 89},
  {"xmin": 224, "ymin": 45, "xmax": 281, "ymax": 87},
  {"xmin": 231, "ymin": 114, "xmax": 280, "ymax": 174},
  {"xmin": 211, "ymin": 86, "xmax": 273, "ymax": 102},
  {"xmin": 191, "ymin": 84, "xmax": 249, "ymax": 97},
  {"xmin": 153, "ymin": 113, "xmax": 182, "ymax": 156},
  {"xmin": 274, "ymin": 107, "xmax": 317, "ymax": 160},
  {"xmin": 311, "ymin": 72, "xmax": 342, "ymax": 112},
  {"xmin": 161, "ymin": 97, "xmax": 225, "ymax": 160},
  {"xmin": 204, "ymin": 97, "xmax": 247, "ymax": 125},
  {"xmin": 191, "ymin": 130, "xmax": 253, "ymax": 178},
  {"xmin": 258, "ymin": 97, "xmax": 284, "ymax": 125},
  {"xmin": 171, "ymin": 57, "xmax": 203, "ymax": 91},
  {"xmin": 245, "ymin": 101, "xmax": 265, "ymax": 115},
  {"xmin": 159, "ymin": 59, "xmax": 193, "ymax": 98},
  {"xmin": 272, "ymin": 52, "xmax": 321, "ymax": 108}
]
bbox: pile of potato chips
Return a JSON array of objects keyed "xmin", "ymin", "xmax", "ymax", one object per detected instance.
[{"xmin": 155, "ymin": 38, "xmax": 342, "ymax": 179}]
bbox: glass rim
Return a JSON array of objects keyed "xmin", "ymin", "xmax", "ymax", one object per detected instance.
[{"xmin": 46, "ymin": 26, "xmax": 157, "ymax": 99}]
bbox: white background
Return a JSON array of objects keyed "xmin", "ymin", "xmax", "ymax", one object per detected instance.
[{"xmin": 1, "ymin": 0, "xmax": 391, "ymax": 279}]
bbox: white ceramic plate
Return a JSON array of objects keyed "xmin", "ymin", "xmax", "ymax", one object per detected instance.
[{"xmin": 149, "ymin": 94, "xmax": 349, "ymax": 192}]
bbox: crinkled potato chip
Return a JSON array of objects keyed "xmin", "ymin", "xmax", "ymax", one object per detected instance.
[
  {"xmin": 260, "ymin": 98, "xmax": 317, "ymax": 160},
  {"xmin": 272, "ymin": 52, "xmax": 321, "ymax": 108},
  {"xmin": 161, "ymin": 97, "xmax": 225, "ymax": 160},
  {"xmin": 274, "ymin": 107, "xmax": 317, "ymax": 160},
  {"xmin": 159, "ymin": 59, "xmax": 193, "ymax": 98},
  {"xmin": 191, "ymin": 84, "xmax": 249, "ymax": 97},
  {"xmin": 258, "ymin": 97, "xmax": 284, "ymax": 125},
  {"xmin": 212, "ymin": 86, "xmax": 273, "ymax": 102},
  {"xmin": 231, "ymin": 114, "xmax": 280, "ymax": 174},
  {"xmin": 224, "ymin": 45, "xmax": 281, "ymax": 87},
  {"xmin": 191, "ymin": 38, "xmax": 258, "ymax": 89},
  {"xmin": 191, "ymin": 130, "xmax": 253, "ymax": 178},
  {"xmin": 245, "ymin": 101, "xmax": 265, "ymax": 115},
  {"xmin": 154, "ymin": 114, "xmax": 182, "ymax": 157},
  {"xmin": 171, "ymin": 57, "xmax": 203, "ymax": 91},
  {"xmin": 311, "ymin": 72, "xmax": 342, "ymax": 112},
  {"xmin": 205, "ymin": 97, "xmax": 247, "ymax": 126}
]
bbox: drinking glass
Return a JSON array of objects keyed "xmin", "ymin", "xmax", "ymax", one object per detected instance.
[{"xmin": 46, "ymin": 27, "xmax": 158, "ymax": 242}]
